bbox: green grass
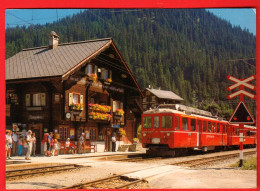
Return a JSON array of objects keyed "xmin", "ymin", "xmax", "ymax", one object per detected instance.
[{"xmin": 230, "ymin": 156, "xmax": 256, "ymax": 170}]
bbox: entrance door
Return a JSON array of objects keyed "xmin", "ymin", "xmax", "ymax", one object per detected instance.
[{"xmin": 28, "ymin": 123, "xmax": 43, "ymax": 154}]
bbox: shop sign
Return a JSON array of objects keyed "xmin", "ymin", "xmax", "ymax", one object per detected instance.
[
  {"xmin": 26, "ymin": 107, "xmax": 43, "ymax": 111},
  {"xmin": 103, "ymin": 85, "xmax": 124, "ymax": 93},
  {"xmin": 28, "ymin": 115, "xmax": 44, "ymax": 120}
]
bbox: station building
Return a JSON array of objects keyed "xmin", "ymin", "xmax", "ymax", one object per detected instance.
[
  {"xmin": 6, "ymin": 31, "xmax": 143, "ymax": 153},
  {"xmin": 142, "ymin": 87, "xmax": 184, "ymax": 111}
]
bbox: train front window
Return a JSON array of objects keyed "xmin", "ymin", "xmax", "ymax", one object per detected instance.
[
  {"xmin": 182, "ymin": 118, "xmax": 188, "ymax": 131},
  {"xmin": 154, "ymin": 116, "xmax": 159, "ymax": 128},
  {"xmin": 162, "ymin": 116, "xmax": 172, "ymax": 128},
  {"xmin": 143, "ymin": 117, "xmax": 152, "ymax": 128}
]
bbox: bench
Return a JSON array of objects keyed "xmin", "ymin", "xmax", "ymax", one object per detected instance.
[
  {"xmin": 59, "ymin": 142, "xmax": 78, "ymax": 154},
  {"xmin": 84, "ymin": 144, "xmax": 96, "ymax": 153}
]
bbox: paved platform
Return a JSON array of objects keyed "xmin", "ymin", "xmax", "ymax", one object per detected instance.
[{"xmin": 6, "ymin": 151, "xmax": 146, "ymax": 170}]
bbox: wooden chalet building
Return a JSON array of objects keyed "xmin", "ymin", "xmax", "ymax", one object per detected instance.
[
  {"xmin": 6, "ymin": 31, "xmax": 143, "ymax": 153},
  {"xmin": 142, "ymin": 87, "xmax": 184, "ymax": 111}
]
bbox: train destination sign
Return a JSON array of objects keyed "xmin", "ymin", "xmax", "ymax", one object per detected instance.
[{"xmin": 229, "ymin": 101, "xmax": 255, "ymax": 124}]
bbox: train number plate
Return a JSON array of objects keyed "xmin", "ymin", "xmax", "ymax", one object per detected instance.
[{"xmin": 152, "ymin": 138, "xmax": 160, "ymax": 144}]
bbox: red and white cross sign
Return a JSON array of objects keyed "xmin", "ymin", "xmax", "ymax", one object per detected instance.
[{"xmin": 227, "ymin": 75, "xmax": 256, "ymax": 99}]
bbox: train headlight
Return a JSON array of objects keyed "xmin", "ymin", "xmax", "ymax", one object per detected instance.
[
  {"xmin": 143, "ymin": 133, "xmax": 146, "ymax": 137},
  {"xmin": 167, "ymin": 133, "xmax": 170, "ymax": 136}
]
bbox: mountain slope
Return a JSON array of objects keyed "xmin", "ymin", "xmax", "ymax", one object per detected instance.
[{"xmin": 5, "ymin": 9, "xmax": 256, "ymax": 118}]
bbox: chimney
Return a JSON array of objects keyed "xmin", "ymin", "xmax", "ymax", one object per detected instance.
[{"xmin": 48, "ymin": 31, "xmax": 59, "ymax": 49}]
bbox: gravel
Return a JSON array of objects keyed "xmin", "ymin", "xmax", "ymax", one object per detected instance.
[{"xmin": 6, "ymin": 150, "xmax": 256, "ymax": 189}]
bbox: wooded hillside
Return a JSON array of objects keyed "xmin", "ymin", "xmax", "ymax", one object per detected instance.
[{"xmin": 5, "ymin": 9, "xmax": 256, "ymax": 119}]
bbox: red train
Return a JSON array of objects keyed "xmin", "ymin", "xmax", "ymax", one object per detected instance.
[{"xmin": 141, "ymin": 104, "xmax": 256, "ymax": 156}]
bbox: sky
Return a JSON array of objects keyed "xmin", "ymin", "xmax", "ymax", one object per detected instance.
[{"xmin": 5, "ymin": 8, "xmax": 256, "ymax": 35}]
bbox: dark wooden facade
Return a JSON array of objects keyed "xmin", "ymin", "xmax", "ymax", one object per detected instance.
[{"xmin": 6, "ymin": 37, "xmax": 143, "ymax": 153}]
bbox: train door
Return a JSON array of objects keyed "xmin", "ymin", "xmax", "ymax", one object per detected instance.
[{"xmin": 197, "ymin": 120, "xmax": 203, "ymax": 148}]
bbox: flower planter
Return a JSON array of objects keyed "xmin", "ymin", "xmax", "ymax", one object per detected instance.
[{"xmin": 104, "ymin": 81, "xmax": 111, "ymax": 85}]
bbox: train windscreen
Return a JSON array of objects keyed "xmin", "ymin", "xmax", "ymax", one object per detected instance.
[{"xmin": 143, "ymin": 116, "xmax": 152, "ymax": 128}]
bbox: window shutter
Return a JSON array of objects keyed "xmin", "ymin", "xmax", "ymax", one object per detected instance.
[
  {"xmin": 120, "ymin": 102, "xmax": 123, "ymax": 109},
  {"xmin": 40, "ymin": 93, "xmax": 46, "ymax": 106},
  {"xmin": 80, "ymin": 95, "xmax": 84, "ymax": 110},
  {"xmin": 113, "ymin": 101, "xmax": 116, "ymax": 112},
  {"xmin": 69, "ymin": 93, "xmax": 73, "ymax": 106},
  {"xmin": 25, "ymin": 94, "xmax": 30, "ymax": 106}
]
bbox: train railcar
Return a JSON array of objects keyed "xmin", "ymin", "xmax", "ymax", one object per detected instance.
[
  {"xmin": 141, "ymin": 104, "xmax": 256, "ymax": 156},
  {"xmin": 227, "ymin": 124, "xmax": 256, "ymax": 147}
]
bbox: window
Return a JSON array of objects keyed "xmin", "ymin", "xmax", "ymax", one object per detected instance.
[
  {"xmin": 90, "ymin": 128, "xmax": 97, "ymax": 141},
  {"xmin": 59, "ymin": 126, "xmax": 69, "ymax": 140},
  {"xmin": 175, "ymin": 116, "xmax": 180, "ymax": 130},
  {"xmin": 73, "ymin": 94, "xmax": 80, "ymax": 104},
  {"xmin": 208, "ymin": 122, "xmax": 212, "ymax": 132},
  {"xmin": 101, "ymin": 68, "xmax": 109, "ymax": 80},
  {"xmin": 151, "ymin": 96, "xmax": 156, "ymax": 102},
  {"xmin": 85, "ymin": 64, "xmax": 95, "ymax": 75},
  {"xmin": 69, "ymin": 93, "xmax": 84, "ymax": 108},
  {"xmin": 212, "ymin": 123, "xmax": 216, "ymax": 133},
  {"xmin": 162, "ymin": 116, "xmax": 172, "ymax": 128},
  {"xmin": 113, "ymin": 100, "xmax": 123, "ymax": 111},
  {"xmin": 143, "ymin": 117, "xmax": 152, "ymax": 128},
  {"xmin": 203, "ymin": 121, "xmax": 207, "ymax": 132},
  {"xmin": 26, "ymin": 93, "xmax": 46, "ymax": 107},
  {"xmin": 143, "ymin": 98, "xmax": 147, "ymax": 103},
  {"xmin": 182, "ymin": 118, "xmax": 188, "ymax": 131},
  {"xmin": 190, "ymin": 119, "xmax": 196, "ymax": 131},
  {"xmin": 154, "ymin": 116, "xmax": 159, "ymax": 128},
  {"xmin": 217, "ymin": 124, "xmax": 220, "ymax": 133}
]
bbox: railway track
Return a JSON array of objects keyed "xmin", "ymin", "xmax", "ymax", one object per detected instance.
[
  {"xmin": 115, "ymin": 156, "xmax": 163, "ymax": 162},
  {"xmin": 6, "ymin": 164, "xmax": 80, "ymax": 181},
  {"xmin": 63, "ymin": 175, "xmax": 147, "ymax": 189},
  {"xmin": 170, "ymin": 150, "xmax": 256, "ymax": 168},
  {"xmin": 63, "ymin": 149, "xmax": 256, "ymax": 189}
]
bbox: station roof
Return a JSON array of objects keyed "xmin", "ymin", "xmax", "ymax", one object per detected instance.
[
  {"xmin": 146, "ymin": 88, "xmax": 184, "ymax": 101},
  {"xmin": 6, "ymin": 38, "xmax": 112, "ymax": 80},
  {"xmin": 5, "ymin": 37, "xmax": 143, "ymax": 97}
]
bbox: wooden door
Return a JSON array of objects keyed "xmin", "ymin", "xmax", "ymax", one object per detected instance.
[{"xmin": 28, "ymin": 123, "xmax": 43, "ymax": 154}]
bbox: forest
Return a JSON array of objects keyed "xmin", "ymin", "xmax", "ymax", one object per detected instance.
[{"xmin": 5, "ymin": 9, "xmax": 256, "ymax": 119}]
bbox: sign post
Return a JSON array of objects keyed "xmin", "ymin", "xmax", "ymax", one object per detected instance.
[{"xmin": 227, "ymin": 75, "xmax": 255, "ymax": 167}]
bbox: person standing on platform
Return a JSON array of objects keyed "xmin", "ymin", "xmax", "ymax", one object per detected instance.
[
  {"xmin": 111, "ymin": 133, "xmax": 116, "ymax": 152},
  {"xmin": 18, "ymin": 136, "xmax": 23, "ymax": 156},
  {"xmin": 25, "ymin": 130, "xmax": 32, "ymax": 160},
  {"xmin": 12, "ymin": 131, "xmax": 18, "ymax": 156},
  {"xmin": 79, "ymin": 133, "xmax": 85, "ymax": 154},
  {"xmin": 31, "ymin": 133, "xmax": 36, "ymax": 157},
  {"xmin": 6, "ymin": 130, "xmax": 12, "ymax": 159}
]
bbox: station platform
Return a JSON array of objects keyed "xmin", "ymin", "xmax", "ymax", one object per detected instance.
[{"xmin": 6, "ymin": 151, "xmax": 146, "ymax": 171}]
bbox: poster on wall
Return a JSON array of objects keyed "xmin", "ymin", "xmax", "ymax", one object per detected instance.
[{"xmin": 70, "ymin": 128, "xmax": 75, "ymax": 139}]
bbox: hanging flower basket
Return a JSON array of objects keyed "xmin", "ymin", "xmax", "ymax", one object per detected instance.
[
  {"xmin": 70, "ymin": 103, "xmax": 84, "ymax": 111},
  {"xmin": 88, "ymin": 73, "xmax": 97, "ymax": 82},
  {"xmin": 115, "ymin": 109, "xmax": 124, "ymax": 116}
]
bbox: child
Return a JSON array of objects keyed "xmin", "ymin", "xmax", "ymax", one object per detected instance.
[
  {"xmin": 18, "ymin": 136, "xmax": 23, "ymax": 156},
  {"xmin": 52, "ymin": 139, "xmax": 59, "ymax": 156}
]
